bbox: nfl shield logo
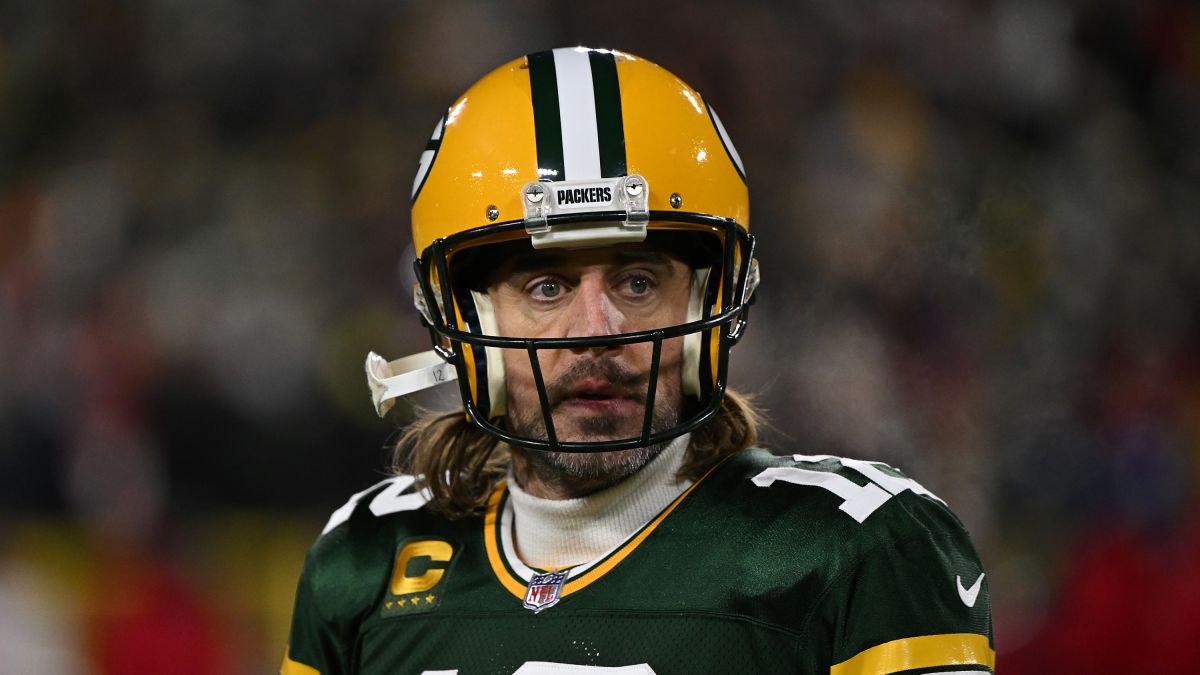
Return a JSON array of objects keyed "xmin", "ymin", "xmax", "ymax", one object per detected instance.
[{"xmin": 523, "ymin": 570, "xmax": 568, "ymax": 613}]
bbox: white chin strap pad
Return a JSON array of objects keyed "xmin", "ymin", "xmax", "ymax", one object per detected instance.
[
  {"xmin": 681, "ymin": 267, "xmax": 712, "ymax": 398},
  {"xmin": 470, "ymin": 290, "xmax": 507, "ymax": 417},
  {"xmin": 414, "ymin": 283, "xmax": 433, "ymax": 325},
  {"xmin": 365, "ymin": 350, "xmax": 458, "ymax": 416},
  {"xmin": 745, "ymin": 258, "xmax": 761, "ymax": 301}
]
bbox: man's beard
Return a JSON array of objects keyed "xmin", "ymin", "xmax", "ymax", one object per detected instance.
[{"xmin": 508, "ymin": 358, "xmax": 681, "ymax": 489}]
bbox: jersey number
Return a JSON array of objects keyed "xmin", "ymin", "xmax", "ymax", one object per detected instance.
[
  {"xmin": 751, "ymin": 454, "xmax": 943, "ymax": 523},
  {"xmin": 322, "ymin": 475, "xmax": 430, "ymax": 535}
]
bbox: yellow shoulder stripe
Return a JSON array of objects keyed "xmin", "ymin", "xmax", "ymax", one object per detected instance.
[
  {"xmin": 483, "ymin": 480, "xmax": 529, "ymax": 599},
  {"xmin": 280, "ymin": 652, "xmax": 321, "ymax": 675},
  {"xmin": 830, "ymin": 633, "xmax": 994, "ymax": 675}
]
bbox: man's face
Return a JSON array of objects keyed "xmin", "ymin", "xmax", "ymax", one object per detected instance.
[{"xmin": 485, "ymin": 242, "xmax": 692, "ymax": 483}]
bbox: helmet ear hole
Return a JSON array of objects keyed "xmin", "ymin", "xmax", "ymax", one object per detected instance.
[{"xmin": 682, "ymin": 267, "xmax": 714, "ymax": 398}]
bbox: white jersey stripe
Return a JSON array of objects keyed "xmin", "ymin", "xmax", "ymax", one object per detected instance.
[{"xmin": 552, "ymin": 48, "xmax": 602, "ymax": 180}]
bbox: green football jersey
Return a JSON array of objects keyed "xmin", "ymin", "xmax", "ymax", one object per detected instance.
[{"xmin": 282, "ymin": 448, "xmax": 994, "ymax": 675}]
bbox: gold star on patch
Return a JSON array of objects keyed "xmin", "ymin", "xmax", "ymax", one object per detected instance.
[
  {"xmin": 385, "ymin": 601, "xmax": 394, "ymax": 609},
  {"xmin": 425, "ymin": 594, "xmax": 435, "ymax": 604}
]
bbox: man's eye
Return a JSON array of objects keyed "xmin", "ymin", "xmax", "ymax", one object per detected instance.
[
  {"xmin": 627, "ymin": 275, "xmax": 651, "ymax": 295},
  {"xmin": 536, "ymin": 280, "xmax": 561, "ymax": 298}
]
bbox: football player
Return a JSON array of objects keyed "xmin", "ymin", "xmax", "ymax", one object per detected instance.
[{"xmin": 282, "ymin": 47, "xmax": 994, "ymax": 675}]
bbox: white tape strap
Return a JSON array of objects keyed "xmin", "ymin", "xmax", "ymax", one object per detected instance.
[{"xmin": 366, "ymin": 350, "xmax": 458, "ymax": 416}]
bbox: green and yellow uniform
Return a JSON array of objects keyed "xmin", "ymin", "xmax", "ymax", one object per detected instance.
[{"xmin": 283, "ymin": 448, "xmax": 994, "ymax": 674}]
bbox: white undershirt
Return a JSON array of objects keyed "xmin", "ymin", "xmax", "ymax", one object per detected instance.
[{"xmin": 507, "ymin": 434, "xmax": 693, "ymax": 570}]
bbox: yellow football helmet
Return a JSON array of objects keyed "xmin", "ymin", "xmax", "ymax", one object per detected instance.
[{"xmin": 367, "ymin": 47, "xmax": 759, "ymax": 452}]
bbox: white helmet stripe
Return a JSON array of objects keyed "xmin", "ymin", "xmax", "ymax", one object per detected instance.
[
  {"xmin": 552, "ymin": 47, "xmax": 603, "ymax": 181},
  {"xmin": 706, "ymin": 103, "xmax": 746, "ymax": 181},
  {"xmin": 411, "ymin": 115, "xmax": 445, "ymax": 199}
]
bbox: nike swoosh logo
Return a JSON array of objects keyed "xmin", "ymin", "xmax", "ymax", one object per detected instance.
[{"xmin": 956, "ymin": 573, "xmax": 984, "ymax": 607}]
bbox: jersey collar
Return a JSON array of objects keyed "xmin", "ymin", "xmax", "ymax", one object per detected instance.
[{"xmin": 482, "ymin": 460, "xmax": 722, "ymax": 602}]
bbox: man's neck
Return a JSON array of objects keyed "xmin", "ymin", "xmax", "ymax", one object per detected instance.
[
  {"xmin": 509, "ymin": 440, "xmax": 675, "ymax": 500},
  {"xmin": 505, "ymin": 434, "xmax": 693, "ymax": 569}
]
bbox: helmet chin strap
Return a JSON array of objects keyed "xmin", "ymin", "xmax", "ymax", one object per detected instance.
[{"xmin": 365, "ymin": 350, "xmax": 459, "ymax": 416}]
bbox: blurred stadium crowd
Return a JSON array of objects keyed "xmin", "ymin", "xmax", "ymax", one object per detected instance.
[{"xmin": 1, "ymin": 1, "xmax": 1198, "ymax": 673}]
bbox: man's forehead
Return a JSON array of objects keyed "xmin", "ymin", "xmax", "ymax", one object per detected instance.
[
  {"xmin": 459, "ymin": 231, "xmax": 718, "ymax": 289},
  {"xmin": 504, "ymin": 242, "xmax": 676, "ymax": 269},
  {"xmin": 500, "ymin": 243, "xmax": 681, "ymax": 275}
]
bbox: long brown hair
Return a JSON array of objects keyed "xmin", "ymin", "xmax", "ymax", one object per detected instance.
[{"xmin": 391, "ymin": 389, "xmax": 762, "ymax": 519}]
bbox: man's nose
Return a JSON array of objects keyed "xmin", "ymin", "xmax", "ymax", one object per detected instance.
[{"xmin": 566, "ymin": 276, "xmax": 622, "ymax": 354}]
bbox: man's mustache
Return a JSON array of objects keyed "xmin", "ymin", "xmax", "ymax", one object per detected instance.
[{"xmin": 543, "ymin": 359, "xmax": 647, "ymax": 407}]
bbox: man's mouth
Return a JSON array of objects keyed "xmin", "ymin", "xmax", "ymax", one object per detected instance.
[
  {"xmin": 568, "ymin": 380, "xmax": 621, "ymax": 399},
  {"xmin": 543, "ymin": 361, "xmax": 647, "ymax": 413},
  {"xmin": 560, "ymin": 379, "xmax": 636, "ymax": 408}
]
